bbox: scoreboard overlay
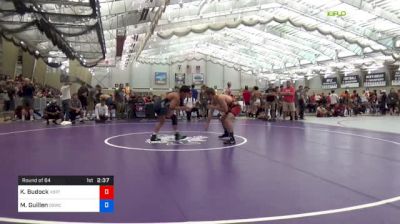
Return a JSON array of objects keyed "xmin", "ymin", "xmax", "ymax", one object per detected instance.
[{"xmin": 18, "ymin": 176, "xmax": 114, "ymax": 213}]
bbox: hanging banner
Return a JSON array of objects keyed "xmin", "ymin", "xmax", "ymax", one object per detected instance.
[
  {"xmin": 392, "ymin": 71, "xmax": 400, "ymax": 86},
  {"xmin": 341, "ymin": 75, "xmax": 360, "ymax": 88},
  {"xmin": 364, "ymin": 72, "xmax": 386, "ymax": 87},
  {"xmin": 175, "ymin": 73, "xmax": 185, "ymax": 86},
  {"xmin": 192, "ymin": 73, "xmax": 204, "ymax": 85},
  {"xmin": 154, "ymin": 72, "xmax": 167, "ymax": 85},
  {"xmin": 321, "ymin": 77, "xmax": 338, "ymax": 89}
]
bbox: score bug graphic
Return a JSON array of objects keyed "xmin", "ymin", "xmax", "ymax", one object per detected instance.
[
  {"xmin": 18, "ymin": 176, "xmax": 114, "ymax": 213},
  {"xmin": 100, "ymin": 185, "xmax": 114, "ymax": 213}
]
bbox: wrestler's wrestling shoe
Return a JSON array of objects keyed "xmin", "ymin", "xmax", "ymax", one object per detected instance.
[
  {"xmin": 175, "ymin": 133, "xmax": 187, "ymax": 141},
  {"xmin": 150, "ymin": 134, "xmax": 161, "ymax": 142},
  {"xmin": 218, "ymin": 132, "xmax": 229, "ymax": 138},
  {"xmin": 223, "ymin": 138, "xmax": 236, "ymax": 145}
]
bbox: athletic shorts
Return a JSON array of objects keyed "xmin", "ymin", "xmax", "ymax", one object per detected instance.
[
  {"xmin": 283, "ymin": 102, "xmax": 295, "ymax": 112},
  {"xmin": 229, "ymin": 105, "xmax": 241, "ymax": 116},
  {"xmin": 154, "ymin": 100, "xmax": 169, "ymax": 116},
  {"xmin": 79, "ymin": 96, "xmax": 88, "ymax": 107}
]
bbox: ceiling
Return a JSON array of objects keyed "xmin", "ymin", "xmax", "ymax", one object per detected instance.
[{"xmin": 1, "ymin": 0, "xmax": 400, "ymax": 79}]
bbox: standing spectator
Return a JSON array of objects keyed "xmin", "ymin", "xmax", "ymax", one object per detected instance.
[
  {"xmin": 86, "ymin": 85, "xmax": 96, "ymax": 120},
  {"xmin": 191, "ymin": 84, "xmax": 198, "ymax": 101},
  {"xmin": 281, "ymin": 81, "xmax": 296, "ymax": 121},
  {"xmin": 308, "ymin": 92, "xmax": 317, "ymax": 113},
  {"xmin": 387, "ymin": 88, "xmax": 399, "ymax": 116},
  {"xmin": 295, "ymin": 85, "xmax": 306, "ymax": 120},
  {"xmin": 43, "ymin": 100, "xmax": 62, "ymax": 125},
  {"xmin": 265, "ymin": 83, "xmax": 277, "ymax": 121},
  {"xmin": 20, "ymin": 78, "xmax": 35, "ymax": 121},
  {"xmin": 60, "ymin": 82, "xmax": 71, "ymax": 121},
  {"xmin": 250, "ymin": 86, "xmax": 261, "ymax": 117},
  {"xmin": 224, "ymin": 82, "xmax": 232, "ymax": 96},
  {"xmin": 5, "ymin": 81, "xmax": 16, "ymax": 112},
  {"xmin": 379, "ymin": 90, "xmax": 388, "ymax": 115},
  {"xmin": 94, "ymin": 85, "xmax": 102, "ymax": 104},
  {"xmin": 123, "ymin": 83, "xmax": 131, "ymax": 101},
  {"xmin": 242, "ymin": 86, "xmax": 251, "ymax": 115},
  {"xmin": 329, "ymin": 90, "xmax": 339, "ymax": 111},
  {"xmin": 114, "ymin": 84, "xmax": 125, "ymax": 119},
  {"xmin": 77, "ymin": 84, "xmax": 89, "ymax": 118},
  {"xmin": 95, "ymin": 98, "xmax": 109, "ymax": 123},
  {"xmin": 69, "ymin": 93, "xmax": 84, "ymax": 124},
  {"xmin": 398, "ymin": 89, "xmax": 400, "ymax": 115}
]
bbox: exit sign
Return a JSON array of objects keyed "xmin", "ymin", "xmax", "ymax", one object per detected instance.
[{"xmin": 327, "ymin": 11, "xmax": 347, "ymax": 17}]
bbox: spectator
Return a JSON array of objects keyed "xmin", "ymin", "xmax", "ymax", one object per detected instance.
[
  {"xmin": 69, "ymin": 93, "xmax": 84, "ymax": 124},
  {"xmin": 191, "ymin": 84, "xmax": 198, "ymax": 101},
  {"xmin": 123, "ymin": 83, "xmax": 131, "ymax": 101},
  {"xmin": 242, "ymin": 86, "xmax": 251, "ymax": 115},
  {"xmin": 295, "ymin": 85, "xmax": 306, "ymax": 120},
  {"xmin": 379, "ymin": 90, "xmax": 387, "ymax": 115},
  {"xmin": 60, "ymin": 82, "xmax": 71, "ymax": 121},
  {"xmin": 6, "ymin": 81, "xmax": 16, "ymax": 112},
  {"xmin": 281, "ymin": 81, "xmax": 296, "ymax": 121},
  {"xmin": 184, "ymin": 96, "xmax": 199, "ymax": 121},
  {"xmin": 43, "ymin": 100, "xmax": 62, "ymax": 125},
  {"xmin": 224, "ymin": 82, "xmax": 232, "ymax": 96},
  {"xmin": 316, "ymin": 104, "xmax": 330, "ymax": 117},
  {"xmin": 77, "ymin": 84, "xmax": 89, "ymax": 117},
  {"xmin": 330, "ymin": 90, "xmax": 339, "ymax": 109},
  {"xmin": 87, "ymin": 85, "xmax": 96, "ymax": 119},
  {"xmin": 95, "ymin": 85, "xmax": 102, "ymax": 104},
  {"xmin": 20, "ymin": 78, "xmax": 35, "ymax": 120},
  {"xmin": 250, "ymin": 86, "xmax": 261, "ymax": 117},
  {"xmin": 387, "ymin": 88, "xmax": 398, "ymax": 116},
  {"xmin": 114, "ymin": 84, "xmax": 125, "ymax": 119},
  {"xmin": 265, "ymin": 83, "xmax": 277, "ymax": 121},
  {"xmin": 14, "ymin": 105, "xmax": 30, "ymax": 121},
  {"xmin": 308, "ymin": 92, "xmax": 317, "ymax": 113},
  {"xmin": 95, "ymin": 98, "xmax": 109, "ymax": 123}
]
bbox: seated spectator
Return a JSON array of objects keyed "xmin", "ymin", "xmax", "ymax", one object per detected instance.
[
  {"xmin": 316, "ymin": 104, "xmax": 330, "ymax": 117},
  {"xmin": 333, "ymin": 103, "xmax": 345, "ymax": 117},
  {"xmin": 43, "ymin": 100, "xmax": 62, "ymax": 125},
  {"xmin": 106, "ymin": 94, "xmax": 116, "ymax": 119},
  {"xmin": 184, "ymin": 96, "xmax": 200, "ymax": 121},
  {"xmin": 95, "ymin": 98, "xmax": 109, "ymax": 123},
  {"xmin": 69, "ymin": 93, "xmax": 84, "ymax": 124}
]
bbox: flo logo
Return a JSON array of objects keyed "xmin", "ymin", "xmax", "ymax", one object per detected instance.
[
  {"xmin": 146, "ymin": 135, "xmax": 208, "ymax": 145},
  {"xmin": 327, "ymin": 11, "xmax": 347, "ymax": 17}
]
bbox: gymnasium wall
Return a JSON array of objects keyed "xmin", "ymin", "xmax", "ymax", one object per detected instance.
[{"xmin": 100, "ymin": 60, "xmax": 258, "ymax": 92}]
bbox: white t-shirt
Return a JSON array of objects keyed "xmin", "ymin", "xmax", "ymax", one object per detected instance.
[
  {"xmin": 95, "ymin": 103, "xmax": 109, "ymax": 118},
  {"xmin": 184, "ymin": 97, "xmax": 196, "ymax": 109},
  {"xmin": 330, "ymin": 93, "xmax": 339, "ymax": 104},
  {"xmin": 60, "ymin": 85, "xmax": 71, "ymax": 101}
]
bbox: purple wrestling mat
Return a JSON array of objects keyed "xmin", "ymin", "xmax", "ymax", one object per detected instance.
[{"xmin": 0, "ymin": 119, "xmax": 400, "ymax": 224}]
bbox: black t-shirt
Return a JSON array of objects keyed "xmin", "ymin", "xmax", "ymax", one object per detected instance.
[
  {"xmin": 22, "ymin": 84, "xmax": 35, "ymax": 98},
  {"xmin": 45, "ymin": 104, "xmax": 61, "ymax": 113},
  {"xmin": 265, "ymin": 88, "xmax": 276, "ymax": 102},
  {"xmin": 77, "ymin": 86, "xmax": 89, "ymax": 98}
]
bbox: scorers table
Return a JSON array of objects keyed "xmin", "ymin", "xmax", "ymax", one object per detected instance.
[{"xmin": 18, "ymin": 176, "xmax": 114, "ymax": 213}]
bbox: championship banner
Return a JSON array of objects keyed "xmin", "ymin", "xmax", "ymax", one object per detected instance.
[
  {"xmin": 364, "ymin": 72, "xmax": 386, "ymax": 87},
  {"xmin": 392, "ymin": 71, "xmax": 400, "ymax": 86},
  {"xmin": 341, "ymin": 75, "xmax": 360, "ymax": 88},
  {"xmin": 322, "ymin": 77, "xmax": 338, "ymax": 89}
]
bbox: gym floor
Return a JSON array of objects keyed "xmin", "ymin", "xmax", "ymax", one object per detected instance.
[{"xmin": 1, "ymin": 117, "xmax": 400, "ymax": 224}]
